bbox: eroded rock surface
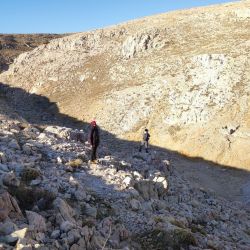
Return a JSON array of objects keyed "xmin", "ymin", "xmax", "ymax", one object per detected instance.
[
  {"xmin": 0, "ymin": 116, "xmax": 249, "ymax": 249},
  {"xmin": 0, "ymin": 1, "xmax": 250, "ymax": 169}
]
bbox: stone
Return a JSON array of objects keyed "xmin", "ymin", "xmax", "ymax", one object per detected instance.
[
  {"xmin": 0, "ymin": 221, "xmax": 17, "ymax": 236},
  {"xmin": 0, "ymin": 163, "xmax": 9, "ymax": 172},
  {"xmin": 51, "ymin": 229, "xmax": 60, "ymax": 239},
  {"xmin": 123, "ymin": 176, "xmax": 134, "ymax": 187},
  {"xmin": 77, "ymin": 238, "xmax": 87, "ymax": 249},
  {"xmin": 69, "ymin": 131, "xmax": 85, "ymax": 143},
  {"xmin": 8, "ymin": 139, "xmax": 20, "ymax": 150},
  {"xmin": 74, "ymin": 187, "xmax": 87, "ymax": 201},
  {"xmin": 15, "ymin": 237, "xmax": 36, "ymax": 250},
  {"xmin": 2, "ymin": 172, "xmax": 20, "ymax": 187},
  {"xmin": 127, "ymin": 187, "xmax": 140, "ymax": 198},
  {"xmin": 134, "ymin": 180, "xmax": 158, "ymax": 200},
  {"xmin": 60, "ymin": 221, "xmax": 75, "ymax": 233},
  {"xmin": 30, "ymin": 179, "xmax": 42, "ymax": 186},
  {"xmin": 34, "ymin": 232, "xmax": 45, "ymax": 242},
  {"xmin": 82, "ymin": 203, "xmax": 97, "ymax": 218},
  {"xmin": 70, "ymin": 243, "xmax": 82, "ymax": 250},
  {"xmin": 26, "ymin": 211, "xmax": 47, "ymax": 232},
  {"xmin": 8, "ymin": 163, "xmax": 24, "ymax": 174},
  {"xmin": 153, "ymin": 176, "xmax": 168, "ymax": 197},
  {"xmin": 67, "ymin": 229, "xmax": 81, "ymax": 245},
  {"xmin": 22, "ymin": 144, "xmax": 32, "ymax": 155},
  {"xmin": 11, "ymin": 227, "xmax": 28, "ymax": 239},
  {"xmin": 53, "ymin": 198, "xmax": 76, "ymax": 224},
  {"xmin": 130, "ymin": 199, "xmax": 141, "ymax": 211},
  {"xmin": 0, "ymin": 191, "xmax": 22, "ymax": 221},
  {"xmin": 0, "ymin": 234, "xmax": 18, "ymax": 245}
]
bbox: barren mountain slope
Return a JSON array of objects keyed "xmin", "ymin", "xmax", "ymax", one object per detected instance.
[
  {"xmin": 0, "ymin": 34, "xmax": 65, "ymax": 72},
  {"xmin": 1, "ymin": 1, "xmax": 250, "ymax": 169}
]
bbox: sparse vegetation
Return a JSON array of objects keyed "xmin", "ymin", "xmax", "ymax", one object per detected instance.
[
  {"xmin": 137, "ymin": 228, "xmax": 196, "ymax": 250},
  {"xmin": 21, "ymin": 167, "xmax": 41, "ymax": 182},
  {"xmin": 67, "ymin": 158, "xmax": 83, "ymax": 168},
  {"xmin": 0, "ymin": 34, "xmax": 65, "ymax": 72}
]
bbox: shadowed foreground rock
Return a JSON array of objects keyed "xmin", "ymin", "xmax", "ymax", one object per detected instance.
[{"xmin": 0, "ymin": 117, "xmax": 249, "ymax": 249}]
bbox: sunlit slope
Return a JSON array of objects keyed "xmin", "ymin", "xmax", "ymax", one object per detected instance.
[{"xmin": 1, "ymin": 0, "xmax": 250, "ymax": 169}]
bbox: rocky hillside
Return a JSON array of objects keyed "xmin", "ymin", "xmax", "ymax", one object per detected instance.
[
  {"xmin": 0, "ymin": 1, "xmax": 250, "ymax": 170},
  {"xmin": 0, "ymin": 110, "xmax": 249, "ymax": 249},
  {"xmin": 0, "ymin": 34, "xmax": 65, "ymax": 72}
]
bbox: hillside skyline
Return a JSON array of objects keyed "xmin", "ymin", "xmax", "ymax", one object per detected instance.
[{"xmin": 1, "ymin": 0, "xmax": 237, "ymax": 33}]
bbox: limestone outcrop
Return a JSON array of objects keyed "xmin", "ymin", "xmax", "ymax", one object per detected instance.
[{"xmin": 0, "ymin": 1, "xmax": 249, "ymax": 170}]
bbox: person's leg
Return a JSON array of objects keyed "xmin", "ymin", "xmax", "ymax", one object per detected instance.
[
  {"xmin": 93, "ymin": 146, "xmax": 97, "ymax": 161},
  {"xmin": 145, "ymin": 141, "xmax": 149, "ymax": 153},
  {"xmin": 91, "ymin": 146, "xmax": 95, "ymax": 161}
]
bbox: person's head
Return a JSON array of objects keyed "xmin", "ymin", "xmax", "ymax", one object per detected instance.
[
  {"xmin": 91, "ymin": 120, "xmax": 97, "ymax": 127},
  {"xmin": 145, "ymin": 128, "xmax": 148, "ymax": 132}
]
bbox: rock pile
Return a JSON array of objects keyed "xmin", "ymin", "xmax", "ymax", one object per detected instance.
[{"xmin": 0, "ymin": 118, "xmax": 249, "ymax": 249}]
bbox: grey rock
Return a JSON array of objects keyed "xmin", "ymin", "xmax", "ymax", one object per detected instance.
[
  {"xmin": 0, "ymin": 221, "xmax": 17, "ymax": 236},
  {"xmin": 51, "ymin": 229, "xmax": 61, "ymax": 239},
  {"xmin": 26, "ymin": 210, "xmax": 47, "ymax": 232},
  {"xmin": 74, "ymin": 187, "xmax": 87, "ymax": 201},
  {"xmin": 60, "ymin": 221, "xmax": 75, "ymax": 233},
  {"xmin": 8, "ymin": 139, "xmax": 20, "ymax": 150},
  {"xmin": 30, "ymin": 179, "xmax": 42, "ymax": 186},
  {"xmin": 2, "ymin": 172, "xmax": 20, "ymax": 187},
  {"xmin": 0, "ymin": 235, "xmax": 18, "ymax": 245},
  {"xmin": 0, "ymin": 191, "xmax": 22, "ymax": 221},
  {"xmin": 81, "ymin": 203, "xmax": 97, "ymax": 218},
  {"xmin": 130, "ymin": 199, "xmax": 141, "ymax": 211},
  {"xmin": 0, "ymin": 163, "xmax": 9, "ymax": 172},
  {"xmin": 53, "ymin": 198, "xmax": 76, "ymax": 224}
]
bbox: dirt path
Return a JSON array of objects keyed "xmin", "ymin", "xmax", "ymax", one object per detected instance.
[
  {"xmin": 172, "ymin": 156, "xmax": 250, "ymax": 203},
  {"xmin": 108, "ymin": 138, "xmax": 250, "ymax": 204}
]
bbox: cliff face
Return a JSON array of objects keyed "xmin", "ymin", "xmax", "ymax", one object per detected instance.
[{"xmin": 1, "ymin": 1, "xmax": 250, "ymax": 169}]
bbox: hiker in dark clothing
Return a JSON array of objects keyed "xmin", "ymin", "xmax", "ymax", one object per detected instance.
[
  {"xmin": 139, "ymin": 128, "xmax": 150, "ymax": 153},
  {"xmin": 89, "ymin": 120, "xmax": 100, "ymax": 162}
]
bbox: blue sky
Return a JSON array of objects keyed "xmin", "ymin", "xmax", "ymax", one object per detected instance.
[{"xmin": 1, "ymin": 0, "xmax": 237, "ymax": 34}]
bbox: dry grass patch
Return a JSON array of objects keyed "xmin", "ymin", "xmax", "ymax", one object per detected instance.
[{"xmin": 67, "ymin": 158, "xmax": 83, "ymax": 168}]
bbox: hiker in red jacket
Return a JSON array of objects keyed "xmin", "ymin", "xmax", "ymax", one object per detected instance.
[{"xmin": 89, "ymin": 120, "xmax": 100, "ymax": 162}]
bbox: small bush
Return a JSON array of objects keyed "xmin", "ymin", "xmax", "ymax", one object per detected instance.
[
  {"xmin": 21, "ymin": 167, "xmax": 41, "ymax": 182},
  {"xmin": 136, "ymin": 228, "xmax": 196, "ymax": 250},
  {"xmin": 67, "ymin": 159, "xmax": 83, "ymax": 168},
  {"xmin": 8, "ymin": 184, "xmax": 56, "ymax": 211}
]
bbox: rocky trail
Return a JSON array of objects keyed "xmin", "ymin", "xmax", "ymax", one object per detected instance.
[
  {"xmin": 174, "ymin": 156, "xmax": 250, "ymax": 203},
  {"xmin": 0, "ymin": 86, "xmax": 249, "ymax": 249},
  {"xmin": 106, "ymin": 136, "xmax": 250, "ymax": 204},
  {"xmin": 0, "ymin": 1, "xmax": 250, "ymax": 248}
]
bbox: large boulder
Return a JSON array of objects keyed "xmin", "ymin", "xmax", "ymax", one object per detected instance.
[
  {"xmin": 44, "ymin": 126, "xmax": 71, "ymax": 139},
  {"xmin": 134, "ymin": 176, "xmax": 168, "ymax": 200},
  {"xmin": 0, "ymin": 191, "xmax": 22, "ymax": 221}
]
